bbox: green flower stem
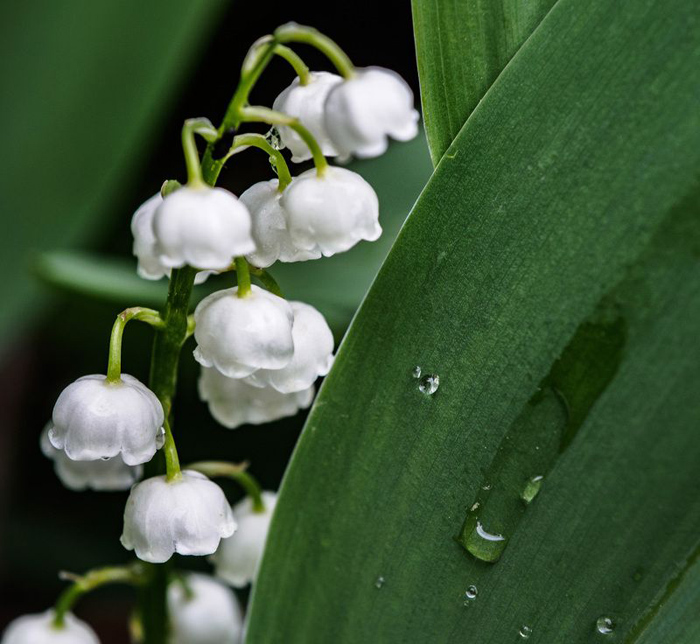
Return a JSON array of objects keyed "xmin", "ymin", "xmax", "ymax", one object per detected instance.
[
  {"xmin": 239, "ymin": 105, "xmax": 328, "ymax": 175},
  {"xmin": 162, "ymin": 419, "xmax": 181, "ymax": 481},
  {"xmin": 181, "ymin": 118, "xmax": 218, "ymax": 187},
  {"xmin": 53, "ymin": 565, "xmax": 143, "ymax": 628},
  {"xmin": 274, "ymin": 22, "xmax": 355, "ymax": 79},
  {"xmin": 235, "ymin": 256, "xmax": 252, "ymax": 297},
  {"xmin": 274, "ymin": 44, "xmax": 311, "ymax": 85},
  {"xmin": 250, "ymin": 266, "xmax": 284, "ymax": 298},
  {"xmin": 106, "ymin": 308, "xmax": 164, "ymax": 384},
  {"xmin": 186, "ymin": 461, "xmax": 265, "ymax": 512},
  {"xmin": 225, "ymin": 133, "xmax": 292, "ymax": 190}
]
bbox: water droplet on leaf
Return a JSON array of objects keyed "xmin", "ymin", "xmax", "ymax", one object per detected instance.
[
  {"xmin": 519, "ymin": 625, "xmax": 533, "ymax": 639},
  {"xmin": 596, "ymin": 616, "xmax": 615, "ymax": 634},
  {"xmin": 521, "ymin": 475, "xmax": 544, "ymax": 504},
  {"xmin": 412, "ymin": 366, "xmax": 422, "ymax": 379},
  {"xmin": 418, "ymin": 374, "xmax": 440, "ymax": 395},
  {"xmin": 464, "ymin": 585, "xmax": 478, "ymax": 601},
  {"xmin": 374, "ymin": 576, "xmax": 385, "ymax": 589}
]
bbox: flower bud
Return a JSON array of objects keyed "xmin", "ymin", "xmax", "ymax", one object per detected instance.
[
  {"xmin": 198, "ymin": 366, "xmax": 314, "ymax": 429},
  {"xmin": 168, "ymin": 574, "xmax": 243, "ymax": 644},
  {"xmin": 242, "ymin": 179, "xmax": 321, "ymax": 268},
  {"xmin": 281, "ymin": 166, "xmax": 381, "ymax": 256},
  {"xmin": 1, "ymin": 611, "xmax": 99, "ymax": 644},
  {"xmin": 272, "ymin": 71, "xmax": 343, "ymax": 162},
  {"xmin": 41, "ymin": 425, "xmax": 142, "ymax": 492},
  {"xmin": 49, "ymin": 374, "xmax": 164, "ymax": 466},
  {"xmin": 324, "ymin": 67, "xmax": 419, "ymax": 159},
  {"xmin": 211, "ymin": 492, "xmax": 278, "ymax": 587},
  {"xmin": 153, "ymin": 186, "xmax": 255, "ymax": 271},
  {"xmin": 193, "ymin": 286, "xmax": 294, "ymax": 379},
  {"xmin": 121, "ymin": 470, "xmax": 235, "ymax": 563},
  {"xmin": 246, "ymin": 301, "xmax": 334, "ymax": 393}
]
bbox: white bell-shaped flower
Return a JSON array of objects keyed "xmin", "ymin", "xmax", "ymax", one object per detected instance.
[
  {"xmin": 199, "ymin": 366, "xmax": 314, "ymax": 429},
  {"xmin": 324, "ymin": 67, "xmax": 419, "ymax": 159},
  {"xmin": 281, "ymin": 166, "xmax": 381, "ymax": 256},
  {"xmin": 246, "ymin": 302, "xmax": 334, "ymax": 393},
  {"xmin": 153, "ymin": 186, "xmax": 255, "ymax": 271},
  {"xmin": 131, "ymin": 193, "xmax": 215, "ymax": 285},
  {"xmin": 272, "ymin": 71, "xmax": 343, "ymax": 162},
  {"xmin": 241, "ymin": 179, "xmax": 321, "ymax": 268},
  {"xmin": 121, "ymin": 470, "xmax": 235, "ymax": 563},
  {"xmin": 41, "ymin": 425, "xmax": 142, "ymax": 492},
  {"xmin": 168, "ymin": 574, "xmax": 243, "ymax": 644},
  {"xmin": 193, "ymin": 285, "xmax": 294, "ymax": 379},
  {"xmin": 1, "ymin": 610, "xmax": 99, "ymax": 644},
  {"xmin": 49, "ymin": 374, "xmax": 164, "ymax": 466},
  {"xmin": 211, "ymin": 492, "xmax": 278, "ymax": 587}
]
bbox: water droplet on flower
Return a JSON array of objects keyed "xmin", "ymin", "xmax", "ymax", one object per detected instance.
[
  {"xmin": 519, "ymin": 625, "xmax": 533, "ymax": 639},
  {"xmin": 155, "ymin": 427, "xmax": 166, "ymax": 449},
  {"xmin": 412, "ymin": 366, "xmax": 422, "ymax": 379},
  {"xmin": 100, "ymin": 456, "xmax": 111, "ymax": 461},
  {"xmin": 596, "ymin": 616, "xmax": 615, "ymax": 634},
  {"xmin": 265, "ymin": 127, "xmax": 282, "ymax": 150},
  {"xmin": 521, "ymin": 475, "xmax": 544, "ymax": 504},
  {"xmin": 464, "ymin": 585, "xmax": 478, "ymax": 601},
  {"xmin": 374, "ymin": 576, "xmax": 385, "ymax": 589},
  {"xmin": 418, "ymin": 374, "xmax": 440, "ymax": 395}
]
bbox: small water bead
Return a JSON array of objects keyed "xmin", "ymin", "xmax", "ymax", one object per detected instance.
[
  {"xmin": 265, "ymin": 126, "xmax": 282, "ymax": 150},
  {"xmin": 412, "ymin": 366, "xmax": 422, "ymax": 379},
  {"xmin": 521, "ymin": 475, "xmax": 544, "ymax": 504},
  {"xmin": 155, "ymin": 427, "xmax": 166, "ymax": 449},
  {"xmin": 418, "ymin": 374, "xmax": 440, "ymax": 395},
  {"xmin": 519, "ymin": 625, "xmax": 533, "ymax": 639},
  {"xmin": 596, "ymin": 617, "xmax": 615, "ymax": 635},
  {"xmin": 464, "ymin": 585, "xmax": 478, "ymax": 601},
  {"xmin": 374, "ymin": 576, "xmax": 385, "ymax": 589}
]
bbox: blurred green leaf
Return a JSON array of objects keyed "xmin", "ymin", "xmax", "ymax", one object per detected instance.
[
  {"xmin": 0, "ymin": 0, "xmax": 226, "ymax": 350},
  {"xmin": 246, "ymin": 0, "xmax": 700, "ymax": 641},
  {"xmin": 412, "ymin": 0, "xmax": 556, "ymax": 164}
]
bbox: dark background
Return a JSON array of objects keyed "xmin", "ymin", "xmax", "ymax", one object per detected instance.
[{"xmin": 0, "ymin": 1, "xmax": 420, "ymax": 641}]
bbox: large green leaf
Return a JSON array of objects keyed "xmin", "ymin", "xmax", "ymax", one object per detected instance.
[
  {"xmin": 246, "ymin": 0, "xmax": 700, "ymax": 642},
  {"xmin": 0, "ymin": 0, "xmax": 225, "ymax": 349},
  {"xmin": 412, "ymin": 0, "xmax": 557, "ymax": 164}
]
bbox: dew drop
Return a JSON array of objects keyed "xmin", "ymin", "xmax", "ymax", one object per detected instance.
[
  {"xmin": 265, "ymin": 126, "xmax": 282, "ymax": 150},
  {"xmin": 596, "ymin": 616, "xmax": 615, "ymax": 634},
  {"xmin": 374, "ymin": 576, "xmax": 385, "ymax": 589},
  {"xmin": 521, "ymin": 475, "xmax": 544, "ymax": 504},
  {"xmin": 519, "ymin": 625, "xmax": 533, "ymax": 639},
  {"xmin": 464, "ymin": 585, "xmax": 478, "ymax": 601},
  {"xmin": 412, "ymin": 366, "xmax": 422, "ymax": 379},
  {"xmin": 100, "ymin": 456, "xmax": 111, "ymax": 462},
  {"xmin": 155, "ymin": 427, "xmax": 166, "ymax": 449},
  {"xmin": 418, "ymin": 374, "xmax": 440, "ymax": 395}
]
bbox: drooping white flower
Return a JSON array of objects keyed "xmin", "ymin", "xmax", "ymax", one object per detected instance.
[
  {"xmin": 41, "ymin": 425, "xmax": 143, "ymax": 492},
  {"xmin": 153, "ymin": 186, "xmax": 255, "ymax": 271},
  {"xmin": 211, "ymin": 492, "xmax": 278, "ymax": 587},
  {"xmin": 246, "ymin": 301, "xmax": 334, "ymax": 393},
  {"xmin": 281, "ymin": 166, "xmax": 381, "ymax": 256},
  {"xmin": 198, "ymin": 366, "xmax": 314, "ymax": 429},
  {"xmin": 121, "ymin": 470, "xmax": 235, "ymax": 564},
  {"xmin": 49, "ymin": 374, "xmax": 164, "ymax": 466},
  {"xmin": 131, "ymin": 193, "xmax": 216, "ymax": 284},
  {"xmin": 241, "ymin": 179, "xmax": 321, "ymax": 268},
  {"xmin": 272, "ymin": 71, "xmax": 343, "ymax": 162},
  {"xmin": 193, "ymin": 285, "xmax": 294, "ymax": 379},
  {"xmin": 324, "ymin": 67, "xmax": 419, "ymax": 159},
  {"xmin": 1, "ymin": 610, "xmax": 99, "ymax": 644},
  {"xmin": 168, "ymin": 574, "xmax": 243, "ymax": 644}
]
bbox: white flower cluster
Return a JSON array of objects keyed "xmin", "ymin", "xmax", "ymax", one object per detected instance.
[{"xmin": 18, "ymin": 32, "xmax": 419, "ymax": 643}]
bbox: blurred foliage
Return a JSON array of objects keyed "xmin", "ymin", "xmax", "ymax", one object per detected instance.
[{"xmin": 0, "ymin": 0, "xmax": 227, "ymax": 352}]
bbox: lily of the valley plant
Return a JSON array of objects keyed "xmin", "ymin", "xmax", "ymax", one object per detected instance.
[{"xmin": 1, "ymin": 23, "xmax": 418, "ymax": 644}]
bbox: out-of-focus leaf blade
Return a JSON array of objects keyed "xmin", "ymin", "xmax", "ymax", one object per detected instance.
[
  {"xmin": 0, "ymin": 0, "xmax": 226, "ymax": 350},
  {"xmin": 245, "ymin": 0, "xmax": 700, "ymax": 642},
  {"xmin": 412, "ymin": 0, "xmax": 557, "ymax": 164}
]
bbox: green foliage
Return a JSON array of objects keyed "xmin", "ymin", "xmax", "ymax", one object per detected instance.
[
  {"xmin": 245, "ymin": 0, "xmax": 700, "ymax": 641},
  {"xmin": 412, "ymin": 0, "xmax": 556, "ymax": 164},
  {"xmin": 0, "ymin": 0, "xmax": 226, "ymax": 350}
]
